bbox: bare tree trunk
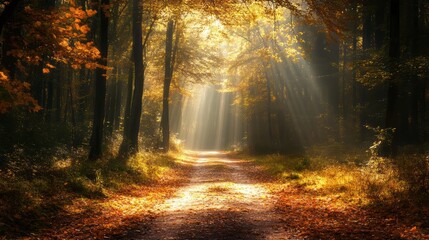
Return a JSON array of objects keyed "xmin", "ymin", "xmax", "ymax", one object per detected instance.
[
  {"xmin": 352, "ymin": 10, "xmax": 358, "ymax": 140},
  {"xmin": 384, "ymin": 0, "xmax": 400, "ymax": 156},
  {"xmin": 407, "ymin": 0, "xmax": 421, "ymax": 143},
  {"xmin": 114, "ymin": 69, "xmax": 123, "ymax": 131},
  {"xmin": 122, "ymin": 0, "xmax": 144, "ymax": 154},
  {"xmin": 122, "ymin": 65, "xmax": 134, "ymax": 141},
  {"xmin": 105, "ymin": 67, "xmax": 118, "ymax": 136},
  {"xmin": 89, "ymin": 0, "xmax": 109, "ymax": 160},
  {"xmin": 161, "ymin": 19, "xmax": 175, "ymax": 151}
]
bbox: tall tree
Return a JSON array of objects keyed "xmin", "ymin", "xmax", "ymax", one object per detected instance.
[
  {"xmin": 384, "ymin": 0, "xmax": 400, "ymax": 156},
  {"xmin": 120, "ymin": 0, "xmax": 144, "ymax": 155},
  {"xmin": 89, "ymin": 0, "xmax": 110, "ymax": 160},
  {"xmin": 160, "ymin": 19, "xmax": 176, "ymax": 151}
]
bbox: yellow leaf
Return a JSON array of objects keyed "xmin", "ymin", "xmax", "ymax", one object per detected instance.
[
  {"xmin": 60, "ymin": 39, "xmax": 69, "ymax": 47},
  {"xmin": 42, "ymin": 68, "xmax": 50, "ymax": 74}
]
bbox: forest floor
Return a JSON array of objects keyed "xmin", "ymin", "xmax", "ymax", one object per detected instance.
[{"xmin": 7, "ymin": 151, "xmax": 429, "ymax": 239}]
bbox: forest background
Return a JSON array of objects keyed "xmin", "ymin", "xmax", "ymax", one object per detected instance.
[{"xmin": 0, "ymin": 0, "xmax": 428, "ymax": 238}]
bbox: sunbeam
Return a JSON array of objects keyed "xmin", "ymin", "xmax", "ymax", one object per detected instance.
[{"xmin": 172, "ymin": 84, "xmax": 242, "ymax": 151}]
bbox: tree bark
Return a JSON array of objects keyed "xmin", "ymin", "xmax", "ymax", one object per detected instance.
[
  {"xmin": 161, "ymin": 19, "xmax": 175, "ymax": 151},
  {"xmin": 405, "ymin": 0, "xmax": 421, "ymax": 143},
  {"xmin": 114, "ymin": 69, "xmax": 123, "ymax": 131},
  {"xmin": 105, "ymin": 67, "xmax": 118, "ymax": 136},
  {"xmin": 122, "ymin": 65, "xmax": 134, "ymax": 143},
  {"xmin": 384, "ymin": 0, "xmax": 400, "ymax": 156},
  {"xmin": 375, "ymin": 0, "xmax": 386, "ymax": 50},
  {"xmin": 121, "ymin": 0, "xmax": 144, "ymax": 154},
  {"xmin": 89, "ymin": 0, "xmax": 109, "ymax": 160},
  {"xmin": 120, "ymin": 15, "xmax": 155, "ymax": 155}
]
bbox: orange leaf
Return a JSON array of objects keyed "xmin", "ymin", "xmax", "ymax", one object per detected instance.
[
  {"xmin": 46, "ymin": 63, "xmax": 56, "ymax": 69},
  {"xmin": 0, "ymin": 71, "xmax": 9, "ymax": 81}
]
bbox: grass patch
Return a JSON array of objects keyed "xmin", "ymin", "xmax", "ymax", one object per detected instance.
[
  {"xmin": 104, "ymin": 152, "xmax": 177, "ymax": 189},
  {"xmin": 253, "ymin": 145, "xmax": 428, "ymax": 207}
]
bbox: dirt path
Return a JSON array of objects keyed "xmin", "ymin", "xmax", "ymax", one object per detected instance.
[
  {"xmin": 126, "ymin": 151, "xmax": 291, "ymax": 240},
  {"xmin": 15, "ymin": 151, "xmax": 427, "ymax": 239}
]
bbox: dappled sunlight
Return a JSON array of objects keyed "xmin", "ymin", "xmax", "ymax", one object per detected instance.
[
  {"xmin": 139, "ymin": 151, "xmax": 289, "ymax": 239},
  {"xmin": 160, "ymin": 181, "xmax": 269, "ymax": 212},
  {"xmin": 38, "ymin": 184, "xmax": 183, "ymax": 239},
  {"xmin": 173, "ymin": 150, "xmax": 246, "ymax": 166},
  {"xmin": 1, "ymin": 0, "xmax": 427, "ymax": 239},
  {"xmin": 25, "ymin": 152, "xmax": 427, "ymax": 239},
  {"xmin": 162, "ymin": 151, "xmax": 270, "ymax": 213}
]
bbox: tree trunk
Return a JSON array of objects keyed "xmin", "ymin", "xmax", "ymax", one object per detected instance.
[
  {"xmin": 122, "ymin": 65, "xmax": 134, "ymax": 142},
  {"xmin": 105, "ymin": 67, "xmax": 118, "ymax": 136},
  {"xmin": 121, "ymin": 0, "xmax": 144, "ymax": 154},
  {"xmin": 88, "ymin": 0, "xmax": 109, "ymax": 160},
  {"xmin": 375, "ymin": 0, "xmax": 386, "ymax": 50},
  {"xmin": 351, "ymin": 3, "xmax": 358, "ymax": 140},
  {"xmin": 161, "ymin": 19, "xmax": 175, "ymax": 151},
  {"xmin": 407, "ymin": 0, "xmax": 420, "ymax": 143},
  {"xmin": 384, "ymin": 0, "xmax": 400, "ymax": 156},
  {"xmin": 114, "ymin": 69, "xmax": 123, "ymax": 131},
  {"xmin": 359, "ymin": 1, "xmax": 374, "ymax": 141}
]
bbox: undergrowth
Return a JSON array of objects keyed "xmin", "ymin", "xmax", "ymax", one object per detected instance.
[
  {"xmin": 0, "ymin": 146, "xmax": 177, "ymax": 236},
  {"xmin": 254, "ymin": 144, "xmax": 429, "ymax": 207}
]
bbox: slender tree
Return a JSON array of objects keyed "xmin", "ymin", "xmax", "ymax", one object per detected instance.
[
  {"xmin": 160, "ymin": 19, "xmax": 175, "ymax": 151},
  {"xmin": 89, "ymin": 0, "xmax": 110, "ymax": 160},
  {"xmin": 384, "ymin": 0, "xmax": 400, "ymax": 156},
  {"xmin": 120, "ymin": 0, "xmax": 144, "ymax": 154}
]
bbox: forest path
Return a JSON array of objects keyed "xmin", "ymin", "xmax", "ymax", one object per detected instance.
[
  {"xmin": 11, "ymin": 151, "xmax": 426, "ymax": 239},
  {"xmin": 134, "ymin": 151, "xmax": 291, "ymax": 239}
]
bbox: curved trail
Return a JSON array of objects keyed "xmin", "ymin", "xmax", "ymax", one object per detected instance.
[{"xmin": 137, "ymin": 151, "xmax": 291, "ymax": 239}]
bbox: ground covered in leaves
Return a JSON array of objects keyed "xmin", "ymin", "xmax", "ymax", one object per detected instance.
[{"xmin": 3, "ymin": 151, "xmax": 429, "ymax": 239}]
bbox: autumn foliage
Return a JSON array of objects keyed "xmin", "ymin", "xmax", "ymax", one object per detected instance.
[
  {"xmin": 0, "ymin": 0, "xmax": 428, "ymax": 239},
  {"xmin": 0, "ymin": 70, "xmax": 39, "ymax": 113},
  {"xmin": 7, "ymin": 5, "xmax": 100, "ymax": 70},
  {"xmin": 0, "ymin": 3, "xmax": 101, "ymax": 113}
]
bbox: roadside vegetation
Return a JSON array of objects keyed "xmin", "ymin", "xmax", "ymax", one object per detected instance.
[
  {"xmin": 0, "ymin": 137, "xmax": 185, "ymax": 238},
  {"xmin": 255, "ymin": 145, "xmax": 429, "ymax": 207},
  {"xmin": 252, "ymin": 141, "xmax": 429, "ymax": 239}
]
